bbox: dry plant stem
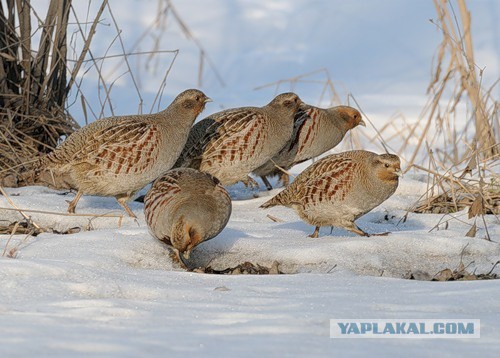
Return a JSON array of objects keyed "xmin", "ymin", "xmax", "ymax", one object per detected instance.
[
  {"xmin": 348, "ymin": 94, "xmax": 397, "ymax": 155},
  {"xmin": 429, "ymin": 212, "xmax": 475, "ymax": 233},
  {"xmin": 69, "ymin": 3, "xmax": 114, "ymax": 118},
  {"xmin": 254, "ymin": 68, "xmax": 341, "ymax": 106},
  {"xmin": 0, "ymin": 206, "xmax": 125, "ymax": 219},
  {"xmin": 105, "ymin": 3, "xmax": 143, "ymax": 111},
  {"xmin": 2, "ymin": 221, "xmax": 20, "ymax": 257},
  {"xmin": 164, "ymin": 0, "xmax": 225, "ymax": 87},
  {"xmin": 0, "ymin": 186, "xmax": 42, "ymax": 231},
  {"xmin": 266, "ymin": 214, "xmax": 284, "ymax": 223},
  {"xmin": 66, "ymin": 0, "xmax": 108, "ymax": 93},
  {"xmin": 270, "ymin": 159, "xmax": 296, "ymax": 180}
]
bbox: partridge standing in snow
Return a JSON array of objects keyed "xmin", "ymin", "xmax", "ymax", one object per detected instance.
[
  {"xmin": 253, "ymin": 104, "xmax": 365, "ymax": 190},
  {"xmin": 144, "ymin": 168, "xmax": 232, "ymax": 267},
  {"xmin": 38, "ymin": 89, "xmax": 211, "ymax": 217},
  {"xmin": 261, "ymin": 150, "xmax": 402, "ymax": 237},
  {"xmin": 174, "ymin": 93, "xmax": 302, "ymax": 187}
]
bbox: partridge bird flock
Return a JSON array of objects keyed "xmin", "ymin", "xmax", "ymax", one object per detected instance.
[
  {"xmin": 144, "ymin": 168, "xmax": 231, "ymax": 267},
  {"xmin": 23, "ymin": 88, "xmax": 402, "ymax": 267}
]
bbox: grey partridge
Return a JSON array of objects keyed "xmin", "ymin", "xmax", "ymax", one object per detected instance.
[
  {"xmin": 174, "ymin": 93, "xmax": 302, "ymax": 187},
  {"xmin": 261, "ymin": 150, "xmax": 402, "ymax": 237},
  {"xmin": 39, "ymin": 89, "xmax": 211, "ymax": 217},
  {"xmin": 253, "ymin": 104, "xmax": 365, "ymax": 190},
  {"xmin": 144, "ymin": 168, "xmax": 232, "ymax": 266}
]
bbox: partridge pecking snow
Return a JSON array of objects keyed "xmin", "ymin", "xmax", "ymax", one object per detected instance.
[{"xmin": 143, "ymin": 168, "xmax": 232, "ymax": 267}]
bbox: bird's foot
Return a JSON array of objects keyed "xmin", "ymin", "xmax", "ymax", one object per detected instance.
[
  {"xmin": 371, "ymin": 232, "xmax": 390, "ymax": 236},
  {"xmin": 66, "ymin": 190, "xmax": 83, "ymax": 214},
  {"xmin": 242, "ymin": 176, "xmax": 259, "ymax": 189},
  {"xmin": 308, "ymin": 226, "xmax": 320, "ymax": 238},
  {"xmin": 116, "ymin": 196, "xmax": 137, "ymax": 218},
  {"xmin": 348, "ymin": 226, "xmax": 370, "ymax": 237}
]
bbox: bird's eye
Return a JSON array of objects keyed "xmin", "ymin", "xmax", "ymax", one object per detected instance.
[
  {"xmin": 195, "ymin": 96, "xmax": 200, "ymax": 101},
  {"xmin": 353, "ymin": 114, "xmax": 358, "ymax": 119},
  {"xmin": 385, "ymin": 163, "xmax": 390, "ymax": 168}
]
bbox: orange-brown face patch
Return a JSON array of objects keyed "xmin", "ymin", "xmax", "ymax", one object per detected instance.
[{"xmin": 377, "ymin": 163, "xmax": 401, "ymax": 182}]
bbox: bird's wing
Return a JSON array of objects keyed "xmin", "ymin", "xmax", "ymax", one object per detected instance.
[
  {"xmin": 289, "ymin": 106, "xmax": 323, "ymax": 163},
  {"xmin": 48, "ymin": 118, "xmax": 158, "ymax": 173},
  {"xmin": 145, "ymin": 171, "xmax": 181, "ymax": 211},
  {"xmin": 286, "ymin": 107, "xmax": 311, "ymax": 153},
  {"xmin": 181, "ymin": 107, "xmax": 267, "ymax": 167},
  {"xmin": 174, "ymin": 118, "xmax": 216, "ymax": 169},
  {"xmin": 296, "ymin": 154, "xmax": 358, "ymax": 204}
]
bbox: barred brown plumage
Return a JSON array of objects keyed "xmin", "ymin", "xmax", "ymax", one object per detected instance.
[
  {"xmin": 253, "ymin": 104, "xmax": 365, "ymax": 190},
  {"xmin": 143, "ymin": 168, "xmax": 232, "ymax": 267},
  {"xmin": 174, "ymin": 92, "xmax": 302, "ymax": 187},
  {"xmin": 39, "ymin": 89, "xmax": 211, "ymax": 217},
  {"xmin": 261, "ymin": 150, "xmax": 402, "ymax": 237}
]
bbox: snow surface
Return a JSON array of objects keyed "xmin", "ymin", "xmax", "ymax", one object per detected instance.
[
  {"xmin": 1, "ymin": 175, "xmax": 499, "ymax": 356},
  {"xmin": 2, "ymin": 0, "xmax": 500, "ymax": 356}
]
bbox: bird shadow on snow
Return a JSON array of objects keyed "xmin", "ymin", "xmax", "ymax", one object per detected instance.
[{"xmin": 270, "ymin": 210, "xmax": 427, "ymax": 238}]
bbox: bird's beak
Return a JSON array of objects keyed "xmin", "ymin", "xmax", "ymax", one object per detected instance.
[
  {"xmin": 182, "ymin": 250, "xmax": 192, "ymax": 260},
  {"xmin": 359, "ymin": 119, "xmax": 366, "ymax": 127},
  {"xmin": 204, "ymin": 97, "xmax": 213, "ymax": 103},
  {"xmin": 394, "ymin": 169, "xmax": 403, "ymax": 177}
]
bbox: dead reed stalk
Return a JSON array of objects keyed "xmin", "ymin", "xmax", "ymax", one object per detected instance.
[{"xmin": 406, "ymin": 0, "xmax": 499, "ymax": 168}]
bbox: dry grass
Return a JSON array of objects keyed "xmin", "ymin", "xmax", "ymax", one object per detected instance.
[
  {"xmin": 0, "ymin": 0, "xmax": 205, "ymax": 186},
  {"xmin": 401, "ymin": 0, "xmax": 499, "ymax": 168},
  {"xmin": 0, "ymin": 1, "xmax": 81, "ymax": 181},
  {"xmin": 405, "ymin": 0, "xmax": 499, "ymax": 239}
]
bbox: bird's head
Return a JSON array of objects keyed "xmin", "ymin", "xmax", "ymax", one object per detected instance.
[
  {"xmin": 372, "ymin": 153, "xmax": 402, "ymax": 182},
  {"xmin": 170, "ymin": 218, "xmax": 204, "ymax": 263},
  {"xmin": 269, "ymin": 92, "xmax": 302, "ymax": 112},
  {"xmin": 332, "ymin": 106, "xmax": 365, "ymax": 129},
  {"xmin": 174, "ymin": 89, "xmax": 212, "ymax": 117}
]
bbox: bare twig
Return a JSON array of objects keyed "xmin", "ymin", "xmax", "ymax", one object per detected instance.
[{"xmin": 0, "ymin": 186, "xmax": 42, "ymax": 231}]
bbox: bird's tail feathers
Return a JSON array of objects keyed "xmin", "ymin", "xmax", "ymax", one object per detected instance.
[{"xmin": 260, "ymin": 190, "xmax": 291, "ymax": 209}]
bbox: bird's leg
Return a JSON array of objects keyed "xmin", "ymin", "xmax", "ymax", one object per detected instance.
[
  {"xmin": 242, "ymin": 176, "xmax": 259, "ymax": 189},
  {"xmin": 308, "ymin": 226, "xmax": 320, "ymax": 238},
  {"xmin": 66, "ymin": 190, "xmax": 83, "ymax": 214},
  {"xmin": 260, "ymin": 176, "xmax": 273, "ymax": 191},
  {"xmin": 347, "ymin": 224, "xmax": 370, "ymax": 237},
  {"xmin": 116, "ymin": 196, "xmax": 137, "ymax": 218}
]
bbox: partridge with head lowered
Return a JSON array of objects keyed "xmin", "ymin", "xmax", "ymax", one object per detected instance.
[
  {"xmin": 39, "ymin": 89, "xmax": 211, "ymax": 217},
  {"xmin": 174, "ymin": 93, "xmax": 302, "ymax": 187},
  {"xmin": 253, "ymin": 104, "xmax": 365, "ymax": 190},
  {"xmin": 261, "ymin": 150, "xmax": 402, "ymax": 237},
  {"xmin": 144, "ymin": 168, "xmax": 232, "ymax": 267}
]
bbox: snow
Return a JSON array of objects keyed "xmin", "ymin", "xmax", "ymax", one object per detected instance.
[
  {"xmin": 1, "ymin": 175, "xmax": 499, "ymax": 356},
  {"xmin": 2, "ymin": 0, "xmax": 500, "ymax": 356}
]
